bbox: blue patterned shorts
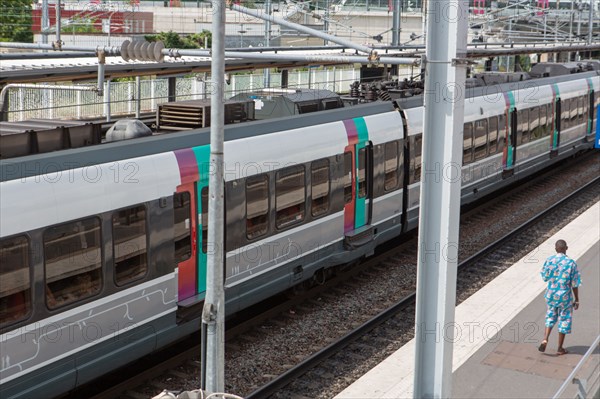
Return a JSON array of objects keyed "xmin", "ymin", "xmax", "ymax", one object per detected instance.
[{"xmin": 545, "ymin": 305, "xmax": 573, "ymax": 334}]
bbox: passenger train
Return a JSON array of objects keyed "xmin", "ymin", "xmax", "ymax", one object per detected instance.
[{"xmin": 0, "ymin": 65, "xmax": 598, "ymax": 398}]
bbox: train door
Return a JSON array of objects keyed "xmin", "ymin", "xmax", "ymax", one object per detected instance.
[
  {"xmin": 551, "ymin": 98, "xmax": 561, "ymax": 157},
  {"xmin": 174, "ymin": 147, "xmax": 209, "ymax": 306},
  {"xmin": 502, "ymin": 92, "xmax": 517, "ymax": 178},
  {"xmin": 342, "ymin": 118, "xmax": 373, "ymax": 248},
  {"xmin": 587, "ymin": 78, "xmax": 596, "ymax": 139},
  {"xmin": 175, "ymin": 183, "xmax": 198, "ymax": 302},
  {"xmin": 550, "ymin": 84, "xmax": 561, "ymax": 157}
]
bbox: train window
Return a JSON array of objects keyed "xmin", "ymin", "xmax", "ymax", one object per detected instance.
[
  {"xmin": 413, "ymin": 135, "xmax": 422, "ymax": 182},
  {"xmin": 384, "ymin": 141, "xmax": 400, "ymax": 191},
  {"xmin": 562, "ymin": 98, "xmax": 571, "ymax": 129},
  {"xmin": 113, "ymin": 205, "xmax": 148, "ymax": 286},
  {"xmin": 463, "ymin": 123, "xmax": 473, "ymax": 165},
  {"xmin": 529, "ymin": 107, "xmax": 541, "ymax": 141},
  {"xmin": 201, "ymin": 187, "xmax": 209, "ymax": 254},
  {"xmin": 44, "ymin": 217, "xmax": 102, "ymax": 309},
  {"xmin": 473, "ymin": 119, "xmax": 488, "ymax": 160},
  {"xmin": 174, "ymin": 192, "xmax": 191, "ymax": 263},
  {"xmin": 547, "ymin": 103, "xmax": 554, "ymax": 134},
  {"xmin": 276, "ymin": 165, "xmax": 306, "ymax": 229},
  {"xmin": 570, "ymin": 98, "xmax": 577, "ymax": 127},
  {"xmin": 518, "ymin": 109, "xmax": 529, "ymax": 144},
  {"xmin": 578, "ymin": 96, "xmax": 585, "ymax": 125},
  {"xmin": 539, "ymin": 105, "xmax": 547, "ymax": 137},
  {"xmin": 357, "ymin": 148, "xmax": 367, "ymax": 198},
  {"xmin": 488, "ymin": 117, "xmax": 498, "ymax": 154},
  {"xmin": 343, "ymin": 152, "xmax": 353, "ymax": 203},
  {"xmin": 497, "ymin": 114, "xmax": 506, "ymax": 153},
  {"xmin": 311, "ymin": 159, "xmax": 330, "ymax": 218},
  {"xmin": 398, "ymin": 139, "xmax": 405, "ymax": 186},
  {"xmin": 0, "ymin": 236, "xmax": 31, "ymax": 327},
  {"xmin": 246, "ymin": 175, "xmax": 270, "ymax": 240}
]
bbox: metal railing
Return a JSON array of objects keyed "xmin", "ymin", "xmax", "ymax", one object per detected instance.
[
  {"xmin": 5, "ymin": 67, "xmax": 395, "ymax": 122},
  {"xmin": 553, "ymin": 335, "xmax": 600, "ymax": 399}
]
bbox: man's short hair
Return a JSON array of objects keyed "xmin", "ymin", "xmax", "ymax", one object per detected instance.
[{"xmin": 556, "ymin": 239, "xmax": 567, "ymax": 252}]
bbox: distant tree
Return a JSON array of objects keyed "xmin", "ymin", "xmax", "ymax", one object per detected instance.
[
  {"xmin": 62, "ymin": 17, "xmax": 100, "ymax": 34},
  {"xmin": 0, "ymin": 0, "xmax": 33, "ymax": 43},
  {"xmin": 519, "ymin": 56, "xmax": 531, "ymax": 72},
  {"xmin": 146, "ymin": 31, "xmax": 188, "ymax": 48},
  {"xmin": 188, "ymin": 30, "xmax": 212, "ymax": 49},
  {"xmin": 146, "ymin": 30, "xmax": 212, "ymax": 49}
]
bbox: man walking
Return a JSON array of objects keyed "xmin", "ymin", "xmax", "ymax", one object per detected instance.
[{"xmin": 539, "ymin": 239, "xmax": 581, "ymax": 355}]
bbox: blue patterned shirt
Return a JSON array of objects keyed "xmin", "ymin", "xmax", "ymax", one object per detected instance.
[{"xmin": 541, "ymin": 253, "xmax": 581, "ymax": 308}]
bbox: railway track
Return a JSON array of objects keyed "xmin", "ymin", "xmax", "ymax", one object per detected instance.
[
  {"xmin": 245, "ymin": 173, "xmax": 600, "ymax": 399},
  {"xmin": 66, "ymin": 152, "xmax": 599, "ymax": 399}
]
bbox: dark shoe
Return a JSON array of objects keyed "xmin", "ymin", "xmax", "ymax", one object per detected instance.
[
  {"xmin": 556, "ymin": 348, "xmax": 569, "ymax": 356},
  {"xmin": 538, "ymin": 340, "xmax": 547, "ymax": 352}
]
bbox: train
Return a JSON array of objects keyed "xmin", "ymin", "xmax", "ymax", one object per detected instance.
[{"xmin": 1, "ymin": 63, "xmax": 598, "ymax": 398}]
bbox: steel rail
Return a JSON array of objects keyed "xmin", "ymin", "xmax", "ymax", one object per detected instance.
[{"xmin": 552, "ymin": 334, "xmax": 600, "ymax": 399}]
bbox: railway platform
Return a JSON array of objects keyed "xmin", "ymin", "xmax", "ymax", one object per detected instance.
[{"xmin": 335, "ymin": 201, "xmax": 600, "ymax": 399}]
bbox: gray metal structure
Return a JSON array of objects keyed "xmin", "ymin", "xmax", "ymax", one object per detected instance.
[
  {"xmin": 0, "ymin": 118, "xmax": 101, "ymax": 158},
  {"xmin": 413, "ymin": 0, "xmax": 468, "ymax": 398},
  {"xmin": 588, "ymin": 0, "xmax": 594, "ymax": 45},
  {"xmin": 0, "ymin": 83, "xmax": 98, "ymax": 122},
  {"xmin": 552, "ymin": 334, "xmax": 600, "ymax": 399},
  {"xmin": 55, "ymin": 0, "xmax": 61, "ymax": 48},
  {"xmin": 229, "ymin": 88, "xmax": 342, "ymax": 120},
  {"xmin": 264, "ymin": 0, "xmax": 272, "ymax": 88},
  {"xmin": 167, "ymin": 48, "xmax": 418, "ymax": 66},
  {"xmin": 201, "ymin": 0, "xmax": 226, "ymax": 393},
  {"xmin": 42, "ymin": 0, "xmax": 49, "ymax": 45},
  {"xmin": 392, "ymin": 0, "xmax": 401, "ymax": 46},
  {"xmin": 231, "ymin": 4, "xmax": 375, "ymax": 57}
]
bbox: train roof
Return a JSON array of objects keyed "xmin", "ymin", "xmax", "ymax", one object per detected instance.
[
  {"xmin": 1, "ymin": 69, "xmax": 598, "ymax": 183},
  {"xmin": 394, "ymin": 70, "xmax": 599, "ymax": 109},
  {"xmin": 0, "ymin": 101, "xmax": 395, "ymax": 183}
]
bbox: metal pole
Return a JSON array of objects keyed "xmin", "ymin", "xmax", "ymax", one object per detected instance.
[
  {"xmin": 588, "ymin": 0, "xmax": 593, "ymax": 45},
  {"xmin": 97, "ymin": 50, "xmax": 105, "ymax": 96},
  {"xmin": 264, "ymin": 0, "xmax": 271, "ymax": 88},
  {"xmin": 105, "ymin": 79, "xmax": 111, "ymax": 123},
  {"xmin": 108, "ymin": 14, "xmax": 112, "ymax": 47},
  {"xmin": 167, "ymin": 48, "xmax": 418, "ymax": 65},
  {"xmin": 0, "ymin": 41, "xmax": 122, "ymax": 55},
  {"xmin": 324, "ymin": 0, "xmax": 330, "ymax": 45},
  {"xmin": 577, "ymin": 0, "xmax": 582, "ymax": 60},
  {"xmin": 231, "ymin": 3, "xmax": 376, "ymax": 56},
  {"xmin": 42, "ymin": 0, "xmax": 49, "ymax": 45},
  {"xmin": 569, "ymin": 0, "xmax": 575, "ymax": 60},
  {"xmin": 422, "ymin": 0, "xmax": 427, "ymax": 44},
  {"xmin": 136, "ymin": 76, "xmax": 141, "ymax": 118},
  {"xmin": 392, "ymin": 0, "xmax": 401, "ymax": 46},
  {"xmin": 55, "ymin": 0, "xmax": 61, "ymax": 47},
  {"xmin": 202, "ymin": 0, "xmax": 226, "ymax": 393},
  {"xmin": 413, "ymin": 0, "xmax": 468, "ymax": 397},
  {"xmin": 555, "ymin": 1, "xmax": 560, "ymax": 62},
  {"xmin": 507, "ymin": 18, "xmax": 512, "ymax": 71}
]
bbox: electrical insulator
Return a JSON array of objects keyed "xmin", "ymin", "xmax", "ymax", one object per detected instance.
[{"xmin": 120, "ymin": 40, "xmax": 165, "ymax": 62}]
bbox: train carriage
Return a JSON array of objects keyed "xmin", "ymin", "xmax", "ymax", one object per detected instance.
[{"xmin": 1, "ymin": 67, "xmax": 598, "ymax": 399}]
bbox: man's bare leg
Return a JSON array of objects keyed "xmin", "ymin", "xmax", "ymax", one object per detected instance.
[
  {"xmin": 557, "ymin": 333, "xmax": 567, "ymax": 355},
  {"xmin": 539, "ymin": 327, "xmax": 552, "ymax": 352}
]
